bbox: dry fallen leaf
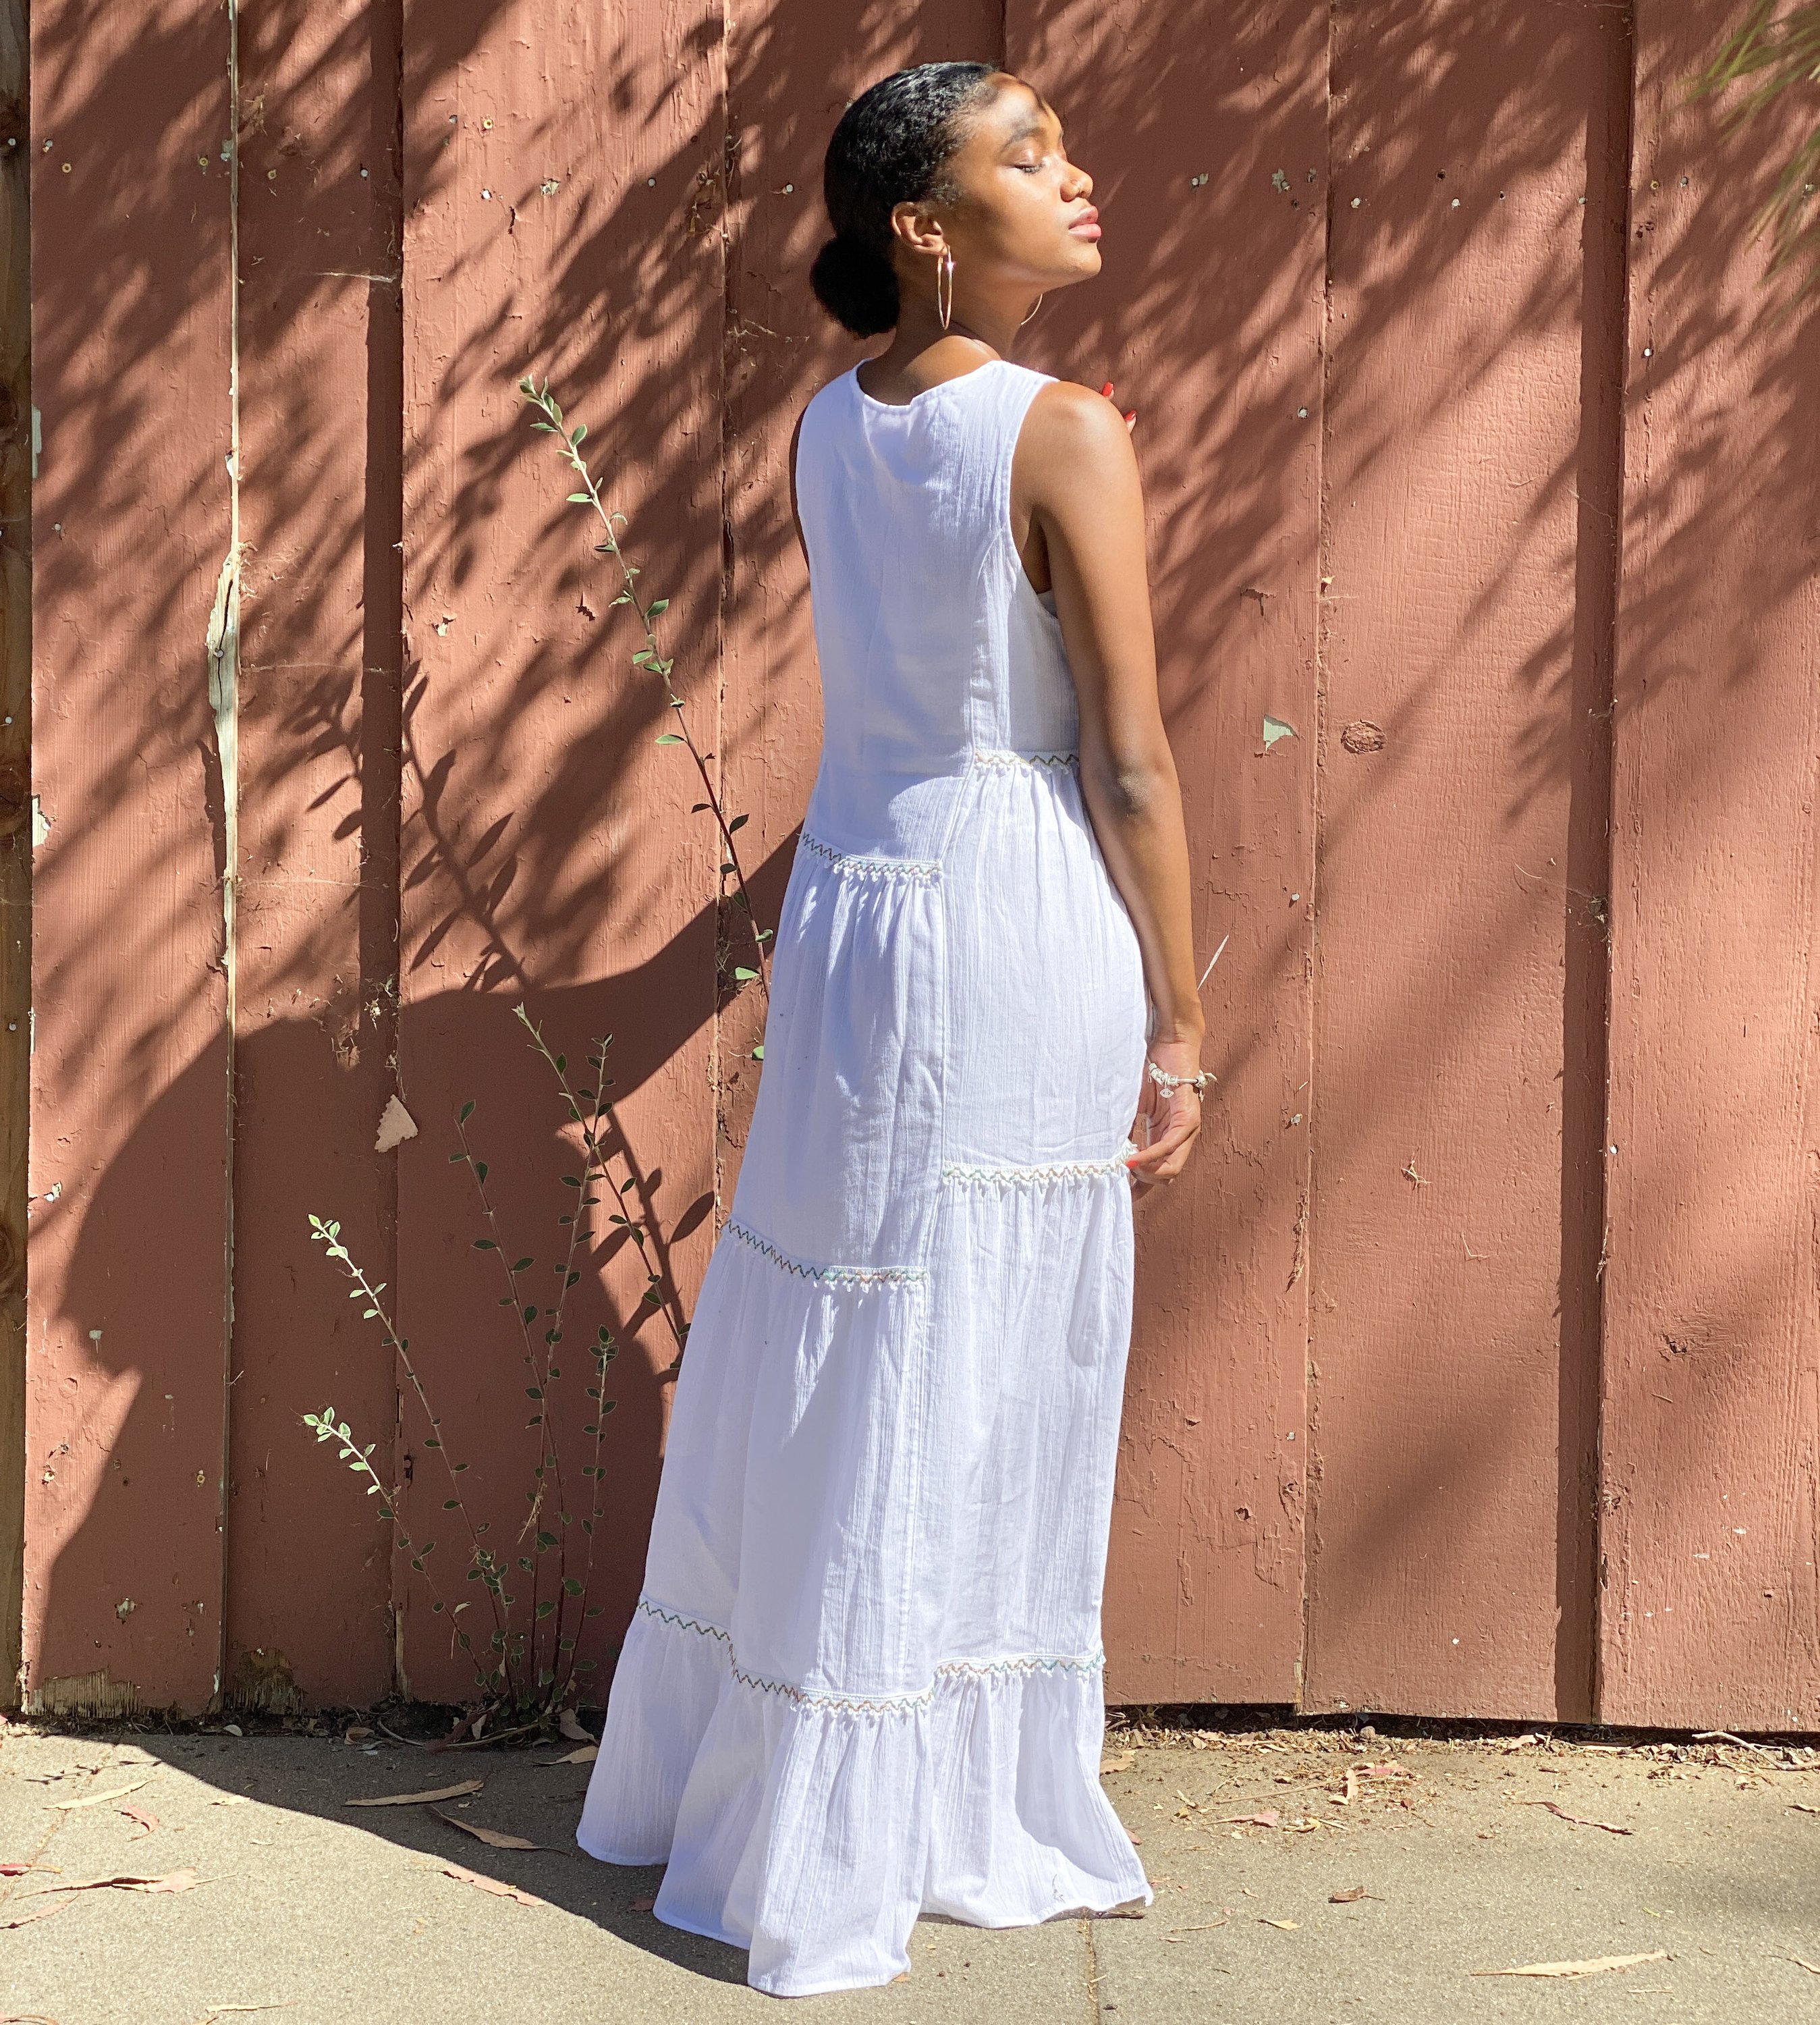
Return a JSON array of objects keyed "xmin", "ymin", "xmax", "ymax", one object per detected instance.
[
  {"xmin": 439, "ymin": 1862, "xmax": 544, "ymax": 1909},
  {"xmin": 0, "ymin": 1897, "xmax": 73, "ymax": 1929},
  {"xmin": 1472, "ymin": 1950, "xmax": 1668, "ymax": 1979},
  {"xmin": 0, "ymin": 1862, "xmax": 57, "ymax": 1877},
  {"xmin": 1100, "ymin": 1752, "xmax": 1136, "ymax": 1774},
  {"xmin": 631, "ymin": 1895, "xmax": 657, "ymax": 1912},
  {"xmin": 1791, "ymin": 1802, "xmax": 1820, "ymax": 1816},
  {"xmin": 374, "ymin": 1094, "xmax": 418, "ymax": 1153},
  {"xmin": 1329, "ymin": 1885, "xmax": 1370, "ymax": 1903},
  {"xmin": 120, "ymin": 1805, "xmax": 158, "ymax": 1838},
  {"xmin": 346, "ymin": 1779, "xmax": 484, "ymax": 1808},
  {"xmin": 344, "ymin": 1726, "xmax": 373, "ymax": 1744},
  {"xmin": 1163, "ymin": 1918, "xmax": 1230, "ymax": 1942},
  {"xmin": 1259, "ymin": 1917, "xmax": 1300, "ymax": 1931},
  {"xmin": 557, "ymin": 1708, "xmax": 595, "ymax": 1745},
  {"xmin": 51, "ymin": 1779, "xmax": 152, "ymax": 1810},
  {"xmin": 20, "ymin": 1868, "xmax": 199, "ymax": 1899},
  {"xmin": 1789, "ymin": 1953, "xmax": 1820, "ymax": 1974},
  {"xmin": 1523, "ymin": 1800, "xmax": 1632, "ymax": 1835},
  {"xmin": 537, "ymin": 1746, "xmax": 598, "ymax": 1766},
  {"xmin": 429, "ymin": 1806, "xmax": 543, "ymax": 1851},
  {"xmin": 1226, "ymin": 1810, "xmax": 1281, "ymax": 1829}
]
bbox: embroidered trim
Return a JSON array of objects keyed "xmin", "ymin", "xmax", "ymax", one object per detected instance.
[
  {"xmin": 798, "ymin": 830, "xmax": 941, "ymax": 883},
  {"xmin": 635, "ymin": 1595, "xmax": 1105, "ymax": 1713},
  {"xmin": 942, "ymin": 1156, "xmax": 1131, "ymax": 1185},
  {"xmin": 969, "ymin": 748, "xmax": 1079, "ymax": 770},
  {"xmin": 726, "ymin": 1217, "xmax": 929, "ymax": 1285}
]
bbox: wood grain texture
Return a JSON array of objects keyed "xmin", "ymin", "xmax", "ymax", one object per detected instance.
[
  {"xmin": 25, "ymin": 0, "xmax": 235, "ymax": 1712},
  {"xmin": 396, "ymin": 0, "xmax": 724, "ymax": 1704},
  {"xmin": 1305, "ymin": 0, "xmax": 1630, "ymax": 1721},
  {"xmin": 1010, "ymin": 3, "xmax": 1324, "ymax": 1706},
  {"xmin": 0, "ymin": 0, "xmax": 28, "ymax": 1709},
  {"xmin": 1599, "ymin": 2, "xmax": 1820, "ymax": 1730},
  {"xmin": 223, "ymin": 0, "xmax": 406, "ymax": 1714}
]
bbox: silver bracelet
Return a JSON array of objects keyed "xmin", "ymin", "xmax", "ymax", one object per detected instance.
[{"xmin": 1147, "ymin": 1059, "xmax": 1215, "ymax": 1098}]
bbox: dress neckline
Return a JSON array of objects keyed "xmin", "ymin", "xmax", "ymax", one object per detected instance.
[{"xmin": 850, "ymin": 357, "xmax": 1009, "ymax": 410}]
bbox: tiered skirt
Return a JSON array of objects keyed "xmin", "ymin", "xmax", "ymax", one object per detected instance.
[{"xmin": 576, "ymin": 751, "xmax": 1154, "ymax": 1996}]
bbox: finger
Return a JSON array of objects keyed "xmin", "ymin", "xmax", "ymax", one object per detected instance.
[{"xmin": 1124, "ymin": 1114, "xmax": 1200, "ymax": 1175}]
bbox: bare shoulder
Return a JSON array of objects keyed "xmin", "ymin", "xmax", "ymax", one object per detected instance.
[{"xmin": 1018, "ymin": 377, "xmax": 1137, "ymax": 489}]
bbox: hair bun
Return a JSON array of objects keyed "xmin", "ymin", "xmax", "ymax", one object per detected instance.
[{"xmin": 810, "ymin": 232, "xmax": 900, "ymax": 340}]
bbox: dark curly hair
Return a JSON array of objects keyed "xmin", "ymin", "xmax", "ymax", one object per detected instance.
[{"xmin": 809, "ymin": 63, "xmax": 1001, "ymax": 339}]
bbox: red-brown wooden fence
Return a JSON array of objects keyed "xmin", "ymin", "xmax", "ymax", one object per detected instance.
[{"xmin": 15, "ymin": 1, "xmax": 1819, "ymax": 1729}]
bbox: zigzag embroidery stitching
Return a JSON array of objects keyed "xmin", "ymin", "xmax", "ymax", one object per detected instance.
[
  {"xmin": 725, "ymin": 1218, "xmax": 929, "ymax": 1285},
  {"xmin": 798, "ymin": 830, "xmax": 941, "ymax": 882},
  {"xmin": 638, "ymin": 1596, "xmax": 1105, "ymax": 1714},
  {"xmin": 969, "ymin": 748, "xmax": 1080, "ymax": 770},
  {"xmin": 941, "ymin": 1156, "xmax": 1131, "ymax": 1185}
]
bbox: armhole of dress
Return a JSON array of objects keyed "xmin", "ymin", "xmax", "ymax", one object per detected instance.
[{"xmin": 1000, "ymin": 369, "xmax": 1057, "ymax": 595}]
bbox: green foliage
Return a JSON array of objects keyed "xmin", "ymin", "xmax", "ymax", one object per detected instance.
[
  {"xmin": 304, "ymin": 1004, "xmax": 672, "ymax": 1734},
  {"xmin": 515, "ymin": 371, "xmax": 775, "ymax": 1011},
  {"xmin": 1693, "ymin": 4, "xmax": 1820, "ymax": 296}
]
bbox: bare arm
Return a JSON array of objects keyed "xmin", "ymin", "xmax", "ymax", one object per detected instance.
[{"xmin": 1012, "ymin": 380, "xmax": 1207, "ymax": 1186}]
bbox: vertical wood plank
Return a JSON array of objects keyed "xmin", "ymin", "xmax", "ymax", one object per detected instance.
[
  {"xmin": 397, "ymin": 0, "xmax": 724, "ymax": 1704},
  {"xmin": 1009, "ymin": 5, "xmax": 1325, "ymax": 1705},
  {"xmin": 1306, "ymin": 0, "xmax": 1630, "ymax": 1720},
  {"xmin": 0, "ymin": 0, "xmax": 28, "ymax": 1706},
  {"xmin": 24, "ymin": 0, "xmax": 233, "ymax": 1713},
  {"xmin": 223, "ymin": 0, "xmax": 405, "ymax": 1713},
  {"xmin": 1600, "ymin": 4, "xmax": 1820, "ymax": 1730}
]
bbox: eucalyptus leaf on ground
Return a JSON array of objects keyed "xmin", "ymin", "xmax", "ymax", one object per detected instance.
[{"xmin": 345, "ymin": 1778, "xmax": 484, "ymax": 1808}]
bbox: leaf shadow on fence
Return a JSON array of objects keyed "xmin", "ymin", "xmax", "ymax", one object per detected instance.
[{"xmin": 23, "ymin": 0, "xmax": 1819, "ymax": 1739}]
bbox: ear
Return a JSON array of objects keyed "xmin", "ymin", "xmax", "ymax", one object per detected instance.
[{"xmin": 888, "ymin": 198, "xmax": 946, "ymax": 261}]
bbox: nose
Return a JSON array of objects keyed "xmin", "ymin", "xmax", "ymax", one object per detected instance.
[{"xmin": 1064, "ymin": 161, "xmax": 1093, "ymax": 200}]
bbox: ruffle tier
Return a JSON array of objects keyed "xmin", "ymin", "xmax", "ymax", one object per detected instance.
[{"xmin": 576, "ymin": 1592, "xmax": 1151, "ymax": 1997}]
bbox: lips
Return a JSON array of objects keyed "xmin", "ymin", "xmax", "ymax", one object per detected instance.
[{"xmin": 1069, "ymin": 207, "xmax": 1101, "ymax": 240}]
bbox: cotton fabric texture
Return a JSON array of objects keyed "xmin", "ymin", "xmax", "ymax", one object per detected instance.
[{"xmin": 576, "ymin": 356, "xmax": 1155, "ymax": 1995}]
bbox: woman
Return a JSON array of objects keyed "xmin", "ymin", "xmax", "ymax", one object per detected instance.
[{"xmin": 577, "ymin": 60, "xmax": 1209, "ymax": 1997}]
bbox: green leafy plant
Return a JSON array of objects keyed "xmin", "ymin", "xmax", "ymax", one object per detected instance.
[
  {"xmin": 1692, "ymin": 3, "xmax": 1820, "ymax": 295},
  {"xmin": 518, "ymin": 373, "xmax": 773, "ymax": 1047},
  {"xmin": 306, "ymin": 1004, "xmax": 684, "ymax": 1731}
]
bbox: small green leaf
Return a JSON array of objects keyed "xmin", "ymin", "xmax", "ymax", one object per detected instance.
[
  {"xmin": 459, "ymin": 1100, "xmax": 476, "ymax": 1123},
  {"xmin": 655, "ymin": 733, "xmax": 684, "ymax": 745}
]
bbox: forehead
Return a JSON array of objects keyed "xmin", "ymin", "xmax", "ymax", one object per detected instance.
[{"xmin": 964, "ymin": 75, "xmax": 1060, "ymax": 149}]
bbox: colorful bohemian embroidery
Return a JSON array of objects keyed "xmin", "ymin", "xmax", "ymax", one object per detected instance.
[
  {"xmin": 636, "ymin": 1594, "xmax": 1104, "ymax": 1714},
  {"xmin": 726, "ymin": 1218, "xmax": 929, "ymax": 1285},
  {"xmin": 968, "ymin": 748, "xmax": 1079, "ymax": 770},
  {"xmin": 941, "ymin": 1156, "xmax": 1131, "ymax": 1185},
  {"xmin": 798, "ymin": 830, "xmax": 941, "ymax": 883}
]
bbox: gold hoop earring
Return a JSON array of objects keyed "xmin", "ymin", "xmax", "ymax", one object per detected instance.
[
  {"xmin": 1018, "ymin": 292, "xmax": 1045, "ymax": 329},
  {"xmin": 936, "ymin": 246, "xmax": 954, "ymax": 331}
]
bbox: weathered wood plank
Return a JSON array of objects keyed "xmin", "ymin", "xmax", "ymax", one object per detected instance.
[
  {"xmin": 25, "ymin": 0, "xmax": 235, "ymax": 1713},
  {"xmin": 397, "ymin": 0, "xmax": 724, "ymax": 1704},
  {"xmin": 1305, "ymin": 0, "xmax": 1630, "ymax": 1721},
  {"xmin": 1008, "ymin": 7, "xmax": 1324, "ymax": 1706},
  {"xmin": 223, "ymin": 0, "xmax": 406, "ymax": 1714},
  {"xmin": 0, "ymin": 0, "xmax": 29, "ymax": 1710},
  {"xmin": 1600, "ymin": 1, "xmax": 1820, "ymax": 1731}
]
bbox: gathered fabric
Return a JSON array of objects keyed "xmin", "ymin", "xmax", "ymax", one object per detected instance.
[{"xmin": 576, "ymin": 356, "xmax": 1154, "ymax": 1997}]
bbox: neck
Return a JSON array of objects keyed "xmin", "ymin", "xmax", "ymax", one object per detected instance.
[{"xmin": 887, "ymin": 288, "xmax": 1039, "ymax": 370}]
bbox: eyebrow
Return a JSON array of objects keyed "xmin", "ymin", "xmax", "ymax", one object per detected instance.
[
  {"xmin": 1004, "ymin": 98, "xmax": 1061, "ymax": 152},
  {"xmin": 1001, "ymin": 104, "xmax": 1061, "ymax": 151}
]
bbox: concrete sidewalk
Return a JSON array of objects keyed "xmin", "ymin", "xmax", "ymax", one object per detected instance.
[{"xmin": 3, "ymin": 1708, "xmax": 1818, "ymax": 2022}]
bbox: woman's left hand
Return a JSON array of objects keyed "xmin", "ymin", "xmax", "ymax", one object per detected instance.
[{"xmin": 1124, "ymin": 1037, "xmax": 1206, "ymax": 1189}]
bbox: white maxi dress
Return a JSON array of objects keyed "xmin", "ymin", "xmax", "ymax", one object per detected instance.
[{"xmin": 576, "ymin": 354, "xmax": 1155, "ymax": 1996}]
